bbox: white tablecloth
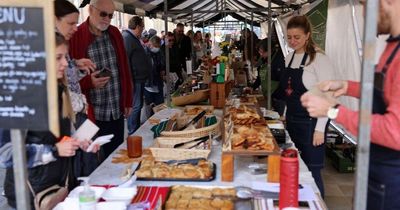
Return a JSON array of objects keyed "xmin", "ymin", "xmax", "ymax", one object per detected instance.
[{"xmin": 88, "ymin": 108, "xmax": 320, "ymax": 195}]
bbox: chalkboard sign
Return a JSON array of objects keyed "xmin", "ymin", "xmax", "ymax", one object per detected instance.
[{"xmin": 0, "ymin": 1, "xmax": 59, "ymax": 136}]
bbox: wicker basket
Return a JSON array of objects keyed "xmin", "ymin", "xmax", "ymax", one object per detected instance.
[
  {"xmin": 150, "ymin": 137, "xmax": 211, "ymax": 161},
  {"xmin": 160, "ymin": 116, "xmax": 221, "ymax": 138},
  {"xmin": 172, "ymin": 89, "xmax": 210, "ymax": 106}
]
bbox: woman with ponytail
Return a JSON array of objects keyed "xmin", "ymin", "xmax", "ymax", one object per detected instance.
[{"xmin": 273, "ymin": 15, "xmax": 335, "ymax": 197}]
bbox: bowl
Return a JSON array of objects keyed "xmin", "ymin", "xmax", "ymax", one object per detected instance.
[{"xmin": 101, "ymin": 187, "xmax": 138, "ymax": 205}]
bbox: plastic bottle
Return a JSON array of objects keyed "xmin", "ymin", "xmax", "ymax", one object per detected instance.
[{"xmin": 78, "ymin": 177, "xmax": 96, "ymax": 210}]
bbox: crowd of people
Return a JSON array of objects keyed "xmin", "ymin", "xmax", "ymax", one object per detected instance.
[{"xmin": 0, "ymin": 0, "xmax": 399, "ymax": 209}]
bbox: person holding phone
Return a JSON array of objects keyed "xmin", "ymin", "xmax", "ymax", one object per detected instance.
[{"xmin": 69, "ymin": 0, "xmax": 133, "ymax": 160}]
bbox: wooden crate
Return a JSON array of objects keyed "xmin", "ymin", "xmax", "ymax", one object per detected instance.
[{"xmin": 210, "ymin": 81, "xmax": 233, "ymax": 108}]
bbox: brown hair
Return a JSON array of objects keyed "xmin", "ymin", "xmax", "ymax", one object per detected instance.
[
  {"xmin": 55, "ymin": 33, "xmax": 75, "ymax": 122},
  {"xmin": 287, "ymin": 15, "xmax": 317, "ymax": 65}
]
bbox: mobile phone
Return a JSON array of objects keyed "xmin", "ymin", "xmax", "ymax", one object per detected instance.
[{"xmin": 96, "ymin": 67, "xmax": 112, "ymax": 78}]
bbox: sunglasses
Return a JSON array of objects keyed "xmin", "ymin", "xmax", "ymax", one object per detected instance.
[{"xmin": 91, "ymin": 5, "xmax": 114, "ymax": 19}]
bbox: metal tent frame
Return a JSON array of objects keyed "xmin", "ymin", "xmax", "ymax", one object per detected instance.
[{"xmin": 9, "ymin": 1, "xmax": 377, "ymax": 210}]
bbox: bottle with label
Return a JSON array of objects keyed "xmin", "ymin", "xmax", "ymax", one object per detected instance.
[{"xmin": 77, "ymin": 177, "xmax": 96, "ymax": 210}]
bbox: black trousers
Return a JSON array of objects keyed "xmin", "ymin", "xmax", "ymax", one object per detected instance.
[{"xmin": 96, "ymin": 116, "xmax": 125, "ymax": 160}]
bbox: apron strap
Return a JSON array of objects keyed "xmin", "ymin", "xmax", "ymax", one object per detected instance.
[
  {"xmin": 382, "ymin": 42, "xmax": 400, "ymax": 74},
  {"xmin": 299, "ymin": 53, "xmax": 308, "ymax": 69}
]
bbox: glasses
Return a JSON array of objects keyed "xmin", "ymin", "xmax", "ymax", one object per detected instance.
[{"xmin": 91, "ymin": 5, "xmax": 114, "ymax": 19}]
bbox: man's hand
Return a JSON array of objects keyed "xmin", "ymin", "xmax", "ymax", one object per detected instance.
[
  {"xmin": 313, "ymin": 131, "xmax": 325, "ymax": 146},
  {"xmin": 124, "ymin": 107, "xmax": 132, "ymax": 118},
  {"xmin": 318, "ymin": 80, "xmax": 348, "ymax": 97},
  {"xmin": 301, "ymin": 93, "xmax": 336, "ymax": 118},
  {"xmin": 75, "ymin": 58, "xmax": 96, "ymax": 75},
  {"xmin": 91, "ymin": 71, "xmax": 110, "ymax": 88},
  {"xmin": 55, "ymin": 139, "xmax": 80, "ymax": 157}
]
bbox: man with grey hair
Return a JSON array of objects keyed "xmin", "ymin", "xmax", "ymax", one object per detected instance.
[{"xmin": 69, "ymin": 0, "xmax": 133, "ymax": 160}]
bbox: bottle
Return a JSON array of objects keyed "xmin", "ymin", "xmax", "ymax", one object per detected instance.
[
  {"xmin": 78, "ymin": 177, "xmax": 96, "ymax": 210},
  {"xmin": 279, "ymin": 149, "xmax": 299, "ymax": 210}
]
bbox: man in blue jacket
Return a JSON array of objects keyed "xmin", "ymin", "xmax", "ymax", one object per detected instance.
[{"xmin": 122, "ymin": 16, "xmax": 152, "ymax": 134}]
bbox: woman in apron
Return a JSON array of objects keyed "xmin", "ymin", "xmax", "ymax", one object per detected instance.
[{"xmin": 273, "ymin": 15, "xmax": 335, "ymax": 197}]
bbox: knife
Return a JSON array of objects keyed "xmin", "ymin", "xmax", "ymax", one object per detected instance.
[
  {"xmin": 173, "ymin": 136, "xmax": 209, "ymax": 148},
  {"xmin": 179, "ymin": 110, "xmax": 207, "ymax": 131}
]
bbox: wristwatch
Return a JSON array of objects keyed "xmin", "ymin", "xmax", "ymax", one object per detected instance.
[{"xmin": 327, "ymin": 104, "xmax": 340, "ymax": 120}]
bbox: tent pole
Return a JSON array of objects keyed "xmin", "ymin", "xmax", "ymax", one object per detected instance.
[
  {"xmin": 164, "ymin": 0, "xmax": 171, "ymax": 107},
  {"xmin": 191, "ymin": 11, "xmax": 195, "ymax": 70},
  {"xmin": 11, "ymin": 129, "xmax": 30, "ymax": 210},
  {"xmin": 250, "ymin": 12, "xmax": 254, "ymax": 89},
  {"xmin": 353, "ymin": 0, "xmax": 378, "ymax": 209},
  {"xmin": 267, "ymin": 0, "xmax": 272, "ymax": 109}
]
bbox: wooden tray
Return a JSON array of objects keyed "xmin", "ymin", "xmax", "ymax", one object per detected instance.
[{"xmin": 222, "ymin": 104, "xmax": 280, "ymax": 156}]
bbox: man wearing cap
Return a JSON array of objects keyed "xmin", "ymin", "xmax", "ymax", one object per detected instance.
[
  {"xmin": 69, "ymin": 0, "xmax": 133, "ymax": 160},
  {"xmin": 122, "ymin": 16, "xmax": 152, "ymax": 134}
]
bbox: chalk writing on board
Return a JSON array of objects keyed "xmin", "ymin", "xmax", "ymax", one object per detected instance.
[{"xmin": 0, "ymin": 6, "xmax": 49, "ymax": 129}]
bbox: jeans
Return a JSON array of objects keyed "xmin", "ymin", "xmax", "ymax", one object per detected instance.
[{"xmin": 128, "ymin": 82, "xmax": 145, "ymax": 135}]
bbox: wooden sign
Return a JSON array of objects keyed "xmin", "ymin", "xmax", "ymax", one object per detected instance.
[{"xmin": 0, "ymin": 1, "xmax": 59, "ymax": 136}]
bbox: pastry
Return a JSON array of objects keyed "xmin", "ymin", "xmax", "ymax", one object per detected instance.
[
  {"xmin": 170, "ymin": 167, "xmax": 186, "ymax": 179},
  {"xmin": 221, "ymin": 200, "xmax": 234, "ymax": 210},
  {"xmin": 192, "ymin": 189, "xmax": 212, "ymax": 199},
  {"xmin": 176, "ymin": 199, "xmax": 189, "ymax": 208},
  {"xmin": 183, "ymin": 168, "xmax": 201, "ymax": 179},
  {"xmin": 210, "ymin": 198, "xmax": 225, "ymax": 208}
]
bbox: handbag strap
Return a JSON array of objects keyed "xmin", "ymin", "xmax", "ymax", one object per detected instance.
[{"xmin": 26, "ymin": 157, "xmax": 71, "ymax": 197}]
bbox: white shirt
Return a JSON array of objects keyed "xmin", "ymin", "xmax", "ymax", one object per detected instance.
[{"xmin": 285, "ymin": 51, "xmax": 336, "ymax": 132}]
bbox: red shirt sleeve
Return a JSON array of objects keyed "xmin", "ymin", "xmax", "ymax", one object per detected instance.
[
  {"xmin": 336, "ymin": 50, "xmax": 400, "ymax": 150},
  {"xmin": 346, "ymin": 80, "xmax": 361, "ymax": 98}
]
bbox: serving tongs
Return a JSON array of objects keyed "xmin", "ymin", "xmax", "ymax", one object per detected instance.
[
  {"xmin": 173, "ymin": 136, "xmax": 209, "ymax": 148},
  {"xmin": 164, "ymin": 158, "xmax": 205, "ymax": 165},
  {"xmin": 179, "ymin": 110, "xmax": 207, "ymax": 131}
]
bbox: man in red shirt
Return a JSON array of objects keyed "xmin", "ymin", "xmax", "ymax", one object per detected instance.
[{"xmin": 301, "ymin": 0, "xmax": 400, "ymax": 209}]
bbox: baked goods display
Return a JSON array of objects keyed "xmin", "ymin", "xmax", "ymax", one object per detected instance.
[
  {"xmin": 231, "ymin": 125, "xmax": 275, "ymax": 151},
  {"xmin": 224, "ymin": 104, "xmax": 278, "ymax": 153},
  {"xmin": 135, "ymin": 158, "xmax": 215, "ymax": 181},
  {"xmin": 227, "ymin": 105, "xmax": 267, "ymax": 126},
  {"xmin": 165, "ymin": 185, "xmax": 236, "ymax": 210}
]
